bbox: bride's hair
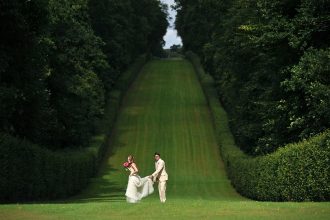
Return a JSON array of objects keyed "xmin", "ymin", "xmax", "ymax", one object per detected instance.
[{"xmin": 128, "ymin": 155, "xmax": 134, "ymax": 162}]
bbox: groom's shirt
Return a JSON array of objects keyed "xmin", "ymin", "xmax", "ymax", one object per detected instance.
[{"xmin": 152, "ymin": 158, "xmax": 168, "ymax": 181}]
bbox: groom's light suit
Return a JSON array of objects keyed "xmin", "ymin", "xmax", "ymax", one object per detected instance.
[{"xmin": 152, "ymin": 158, "xmax": 168, "ymax": 202}]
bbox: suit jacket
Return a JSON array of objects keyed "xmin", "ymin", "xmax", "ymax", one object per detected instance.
[{"xmin": 152, "ymin": 158, "xmax": 168, "ymax": 182}]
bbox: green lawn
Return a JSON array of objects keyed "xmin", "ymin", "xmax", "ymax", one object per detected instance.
[{"xmin": 1, "ymin": 59, "xmax": 329, "ymax": 219}]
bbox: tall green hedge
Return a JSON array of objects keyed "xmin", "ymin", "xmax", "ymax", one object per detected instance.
[
  {"xmin": 0, "ymin": 55, "xmax": 147, "ymax": 202},
  {"xmin": 187, "ymin": 51, "xmax": 330, "ymax": 201},
  {"xmin": 0, "ymin": 133, "xmax": 98, "ymax": 201}
]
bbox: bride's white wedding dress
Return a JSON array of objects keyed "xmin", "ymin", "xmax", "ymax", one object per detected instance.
[{"xmin": 125, "ymin": 170, "xmax": 154, "ymax": 203}]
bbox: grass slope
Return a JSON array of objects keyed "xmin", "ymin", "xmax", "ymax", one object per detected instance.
[{"xmin": 1, "ymin": 59, "xmax": 329, "ymax": 219}]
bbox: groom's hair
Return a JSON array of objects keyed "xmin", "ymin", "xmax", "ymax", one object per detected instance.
[{"xmin": 154, "ymin": 152, "xmax": 160, "ymax": 156}]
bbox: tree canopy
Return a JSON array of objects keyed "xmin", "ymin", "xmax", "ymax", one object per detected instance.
[
  {"xmin": 175, "ymin": 0, "xmax": 330, "ymax": 155},
  {"xmin": 0, "ymin": 0, "xmax": 168, "ymax": 149}
]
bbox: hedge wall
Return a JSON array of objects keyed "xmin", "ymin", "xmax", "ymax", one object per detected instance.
[
  {"xmin": 186, "ymin": 51, "xmax": 330, "ymax": 201},
  {"xmin": 0, "ymin": 55, "xmax": 147, "ymax": 202}
]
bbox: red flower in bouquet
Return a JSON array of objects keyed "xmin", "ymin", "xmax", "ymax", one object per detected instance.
[
  {"xmin": 123, "ymin": 161, "xmax": 131, "ymax": 171},
  {"xmin": 123, "ymin": 162, "xmax": 130, "ymax": 168}
]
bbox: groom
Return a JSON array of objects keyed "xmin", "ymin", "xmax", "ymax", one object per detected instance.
[{"xmin": 149, "ymin": 152, "xmax": 168, "ymax": 203}]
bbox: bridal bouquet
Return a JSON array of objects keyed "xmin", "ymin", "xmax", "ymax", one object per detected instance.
[{"xmin": 123, "ymin": 161, "xmax": 131, "ymax": 171}]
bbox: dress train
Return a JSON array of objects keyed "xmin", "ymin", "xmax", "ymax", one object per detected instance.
[{"xmin": 125, "ymin": 175, "xmax": 154, "ymax": 203}]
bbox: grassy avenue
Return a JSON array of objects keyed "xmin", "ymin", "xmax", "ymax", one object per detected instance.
[{"xmin": 1, "ymin": 59, "xmax": 329, "ymax": 219}]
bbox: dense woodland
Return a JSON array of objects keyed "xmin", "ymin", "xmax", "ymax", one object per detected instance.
[
  {"xmin": 0, "ymin": 0, "xmax": 168, "ymax": 150},
  {"xmin": 175, "ymin": 0, "xmax": 330, "ymax": 155}
]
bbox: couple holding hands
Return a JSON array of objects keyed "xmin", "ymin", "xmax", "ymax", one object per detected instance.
[{"xmin": 124, "ymin": 152, "xmax": 168, "ymax": 203}]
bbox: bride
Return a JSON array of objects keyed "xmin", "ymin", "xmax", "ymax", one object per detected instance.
[{"xmin": 124, "ymin": 155, "xmax": 154, "ymax": 203}]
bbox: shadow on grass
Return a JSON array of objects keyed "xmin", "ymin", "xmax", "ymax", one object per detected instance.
[
  {"xmin": 67, "ymin": 164, "xmax": 126, "ymax": 203},
  {"xmin": 67, "ymin": 128, "xmax": 130, "ymax": 204}
]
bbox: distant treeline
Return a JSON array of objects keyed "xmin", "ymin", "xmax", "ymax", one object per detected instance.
[
  {"xmin": 0, "ymin": 0, "xmax": 168, "ymax": 149},
  {"xmin": 175, "ymin": 0, "xmax": 330, "ymax": 155}
]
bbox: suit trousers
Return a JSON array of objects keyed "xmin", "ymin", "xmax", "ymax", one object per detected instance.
[{"xmin": 158, "ymin": 180, "xmax": 166, "ymax": 202}]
